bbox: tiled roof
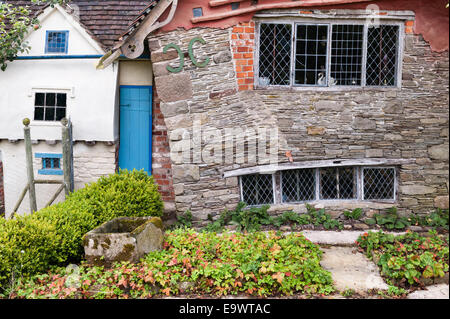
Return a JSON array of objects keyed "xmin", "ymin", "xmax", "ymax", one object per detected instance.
[{"xmin": 4, "ymin": 0, "xmax": 152, "ymax": 49}]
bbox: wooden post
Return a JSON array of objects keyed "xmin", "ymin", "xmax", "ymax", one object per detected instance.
[
  {"xmin": 61, "ymin": 118, "xmax": 72, "ymax": 196},
  {"xmin": 23, "ymin": 118, "xmax": 37, "ymax": 213}
]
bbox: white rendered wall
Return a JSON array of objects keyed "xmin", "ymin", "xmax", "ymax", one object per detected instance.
[
  {"xmin": 0, "ymin": 140, "xmax": 116, "ymax": 218},
  {"xmin": 0, "ymin": 7, "xmax": 119, "ymax": 142}
]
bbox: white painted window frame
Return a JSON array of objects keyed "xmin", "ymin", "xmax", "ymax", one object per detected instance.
[
  {"xmin": 255, "ymin": 17, "xmax": 405, "ymax": 90},
  {"xmin": 29, "ymin": 87, "xmax": 73, "ymax": 126}
]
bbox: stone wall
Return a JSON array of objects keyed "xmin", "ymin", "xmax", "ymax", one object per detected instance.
[{"xmin": 148, "ymin": 16, "xmax": 449, "ymax": 223}]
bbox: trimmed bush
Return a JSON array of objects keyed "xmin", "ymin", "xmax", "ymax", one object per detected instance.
[{"xmin": 0, "ymin": 169, "xmax": 163, "ymax": 291}]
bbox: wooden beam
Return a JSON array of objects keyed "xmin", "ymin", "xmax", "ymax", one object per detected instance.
[
  {"xmin": 96, "ymin": 0, "xmax": 178, "ymax": 69},
  {"xmin": 192, "ymin": 0, "xmax": 373, "ymax": 23},
  {"xmin": 12, "ymin": 183, "xmax": 29, "ymax": 215},
  {"xmin": 23, "ymin": 119, "xmax": 37, "ymax": 213},
  {"xmin": 223, "ymin": 158, "xmax": 416, "ymax": 178},
  {"xmin": 120, "ymin": 0, "xmax": 177, "ymax": 59},
  {"xmin": 45, "ymin": 184, "xmax": 65, "ymax": 208}
]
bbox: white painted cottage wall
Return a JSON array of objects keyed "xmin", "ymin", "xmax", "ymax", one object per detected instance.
[
  {"xmin": 0, "ymin": 6, "xmax": 119, "ymax": 217},
  {"xmin": 0, "ymin": 6, "xmax": 119, "ymax": 142}
]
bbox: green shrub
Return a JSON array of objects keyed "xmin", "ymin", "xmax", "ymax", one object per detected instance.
[
  {"xmin": 0, "ymin": 169, "xmax": 163, "ymax": 292},
  {"xmin": 68, "ymin": 169, "xmax": 163, "ymax": 224},
  {"xmin": 0, "ymin": 216, "xmax": 60, "ymax": 285}
]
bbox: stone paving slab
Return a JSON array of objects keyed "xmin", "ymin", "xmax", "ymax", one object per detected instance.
[
  {"xmin": 320, "ymin": 246, "xmax": 389, "ymax": 294},
  {"xmin": 407, "ymin": 284, "xmax": 449, "ymax": 299},
  {"xmin": 300, "ymin": 230, "xmax": 406, "ymax": 245}
]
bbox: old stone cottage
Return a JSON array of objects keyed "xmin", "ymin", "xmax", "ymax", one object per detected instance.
[{"xmin": 1, "ymin": 0, "xmax": 448, "ymax": 223}]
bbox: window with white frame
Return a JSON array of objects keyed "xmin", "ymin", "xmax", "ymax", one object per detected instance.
[
  {"xmin": 34, "ymin": 92, "xmax": 67, "ymax": 121},
  {"xmin": 240, "ymin": 166, "xmax": 396, "ymax": 206},
  {"xmin": 257, "ymin": 21, "xmax": 401, "ymax": 88}
]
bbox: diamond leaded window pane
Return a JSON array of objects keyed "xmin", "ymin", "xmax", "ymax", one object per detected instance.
[
  {"xmin": 282, "ymin": 169, "xmax": 316, "ymax": 203},
  {"xmin": 363, "ymin": 168, "xmax": 395, "ymax": 200},
  {"xmin": 320, "ymin": 167, "xmax": 357, "ymax": 200},
  {"xmin": 294, "ymin": 24, "xmax": 329, "ymax": 86},
  {"xmin": 331, "ymin": 24, "xmax": 364, "ymax": 86},
  {"xmin": 258, "ymin": 23, "xmax": 292, "ymax": 86},
  {"xmin": 241, "ymin": 174, "xmax": 274, "ymax": 205},
  {"xmin": 366, "ymin": 25, "xmax": 399, "ymax": 87}
]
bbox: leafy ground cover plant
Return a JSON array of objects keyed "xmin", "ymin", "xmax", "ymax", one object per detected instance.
[
  {"xmin": 356, "ymin": 230, "xmax": 449, "ymax": 287},
  {"xmin": 365, "ymin": 207, "xmax": 411, "ymax": 230},
  {"xmin": 343, "ymin": 208, "xmax": 363, "ymax": 220},
  {"xmin": 365, "ymin": 207, "xmax": 448, "ymax": 231},
  {"xmin": 11, "ymin": 230, "xmax": 335, "ymax": 299},
  {"xmin": 203, "ymin": 203, "xmax": 343, "ymax": 232}
]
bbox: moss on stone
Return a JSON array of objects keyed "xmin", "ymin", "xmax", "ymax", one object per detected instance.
[{"xmin": 149, "ymin": 217, "xmax": 164, "ymax": 230}]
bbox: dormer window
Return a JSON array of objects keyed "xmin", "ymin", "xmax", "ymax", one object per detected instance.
[{"xmin": 45, "ymin": 31, "xmax": 69, "ymax": 54}]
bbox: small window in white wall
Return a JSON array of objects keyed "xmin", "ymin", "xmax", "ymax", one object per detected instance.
[
  {"xmin": 36, "ymin": 153, "xmax": 63, "ymax": 175},
  {"xmin": 45, "ymin": 31, "xmax": 69, "ymax": 54},
  {"xmin": 34, "ymin": 92, "xmax": 67, "ymax": 121}
]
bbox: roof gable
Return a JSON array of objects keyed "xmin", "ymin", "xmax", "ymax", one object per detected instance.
[{"xmin": 23, "ymin": 4, "xmax": 106, "ymax": 55}]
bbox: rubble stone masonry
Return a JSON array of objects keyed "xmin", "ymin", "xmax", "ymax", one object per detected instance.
[{"xmin": 149, "ymin": 15, "xmax": 449, "ymax": 224}]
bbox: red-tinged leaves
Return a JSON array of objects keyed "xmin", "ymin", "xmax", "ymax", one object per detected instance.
[
  {"xmin": 168, "ymin": 257, "xmax": 178, "ymax": 266},
  {"xmin": 161, "ymin": 288, "xmax": 171, "ymax": 296},
  {"xmin": 272, "ymin": 272, "xmax": 284, "ymax": 284}
]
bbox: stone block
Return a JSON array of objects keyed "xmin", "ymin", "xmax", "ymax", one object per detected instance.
[
  {"xmin": 352, "ymin": 117, "xmax": 376, "ymax": 130},
  {"xmin": 365, "ymin": 149, "xmax": 383, "ymax": 158},
  {"xmin": 173, "ymin": 164, "xmax": 200, "ymax": 183},
  {"xmin": 155, "ymin": 73, "xmax": 193, "ymax": 103},
  {"xmin": 213, "ymin": 50, "xmax": 232, "ymax": 64},
  {"xmin": 83, "ymin": 217, "xmax": 163, "ymax": 267},
  {"xmin": 434, "ymin": 196, "xmax": 449, "ymax": 209},
  {"xmin": 401, "ymin": 185, "xmax": 437, "ymax": 195},
  {"xmin": 428, "ymin": 144, "xmax": 449, "ymax": 160},
  {"xmin": 151, "ymin": 49, "xmax": 179, "ymax": 63},
  {"xmin": 160, "ymin": 101, "xmax": 189, "ymax": 118},
  {"xmin": 307, "ymin": 126, "xmax": 326, "ymax": 135}
]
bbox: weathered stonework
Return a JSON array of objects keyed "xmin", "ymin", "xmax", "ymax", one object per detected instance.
[
  {"xmin": 148, "ymin": 16, "xmax": 449, "ymax": 223},
  {"xmin": 83, "ymin": 217, "xmax": 164, "ymax": 267}
]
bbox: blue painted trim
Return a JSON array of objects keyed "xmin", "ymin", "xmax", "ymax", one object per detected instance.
[
  {"xmin": 45, "ymin": 30, "xmax": 69, "ymax": 54},
  {"xmin": 35, "ymin": 153, "xmax": 62, "ymax": 159},
  {"xmin": 38, "ymin": 169, "xmax": 64, "ymax": 176},
  {"xmin": 15, "ymin": 53, "xmax": 150, "ymax": 60},
  {"xmin": 16, "ymin": 55, "xmax": 103, "ymax": 60}
]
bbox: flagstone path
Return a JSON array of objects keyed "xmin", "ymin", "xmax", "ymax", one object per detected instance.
[
  {"xmin": 320, "ymin": 246, "xmax": 389, "ymax": 294},
  {"xmin": 298, "ymin": 230, "xmax": 448, "ymax": 299}
]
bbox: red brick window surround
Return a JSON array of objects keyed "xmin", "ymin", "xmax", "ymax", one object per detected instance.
[{"xmin": 231, "ymin": 22, "xmax": 255, "ymax": 91}]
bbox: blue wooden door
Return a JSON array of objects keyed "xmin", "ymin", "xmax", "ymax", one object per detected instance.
[{"xmin": 119, "ymin": 86, "xmax": 152, "ymax": 174}]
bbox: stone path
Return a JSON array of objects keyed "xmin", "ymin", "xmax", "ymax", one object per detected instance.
[
  {"xmin": 301, "ymin": 230, "xmax": 406, "ymax": 246},
  {"xmin": 407, "ymin": 284, "xmax": 449, "ymax": 299},
  {"xmin": 301, "ymin": 230, "xmax": 448, "ymax": 299},
  {"xmin": 320, "ymin": 246, "xmax": 389, "ymax": 294}
]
